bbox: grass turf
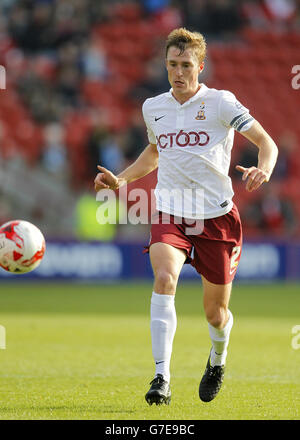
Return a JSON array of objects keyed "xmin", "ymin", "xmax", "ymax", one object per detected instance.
[{"xmin": 0, "ymin": 281, "xmax": 299, "ymax": 420}]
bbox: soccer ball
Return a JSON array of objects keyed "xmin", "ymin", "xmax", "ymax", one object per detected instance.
[{"xmin": 0, "ymin": 220, "xmax": 45, "ymax": 274}]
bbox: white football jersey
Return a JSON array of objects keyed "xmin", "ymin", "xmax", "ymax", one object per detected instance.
[{"xmin": 142, "ymin": 83, "xmax": 254, "ymax": 219}]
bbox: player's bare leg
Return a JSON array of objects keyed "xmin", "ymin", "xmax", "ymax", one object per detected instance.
[
  {"xmin": 199, "ymin": 276, "xmax": 233, "ymax": 402},
  {"xmin": 150, "ymin": 242, "xmax": 187, "ymax": 295},
  {"xmin": 145, "ymin": 242, "xmax": 186, "ymax": 405}
]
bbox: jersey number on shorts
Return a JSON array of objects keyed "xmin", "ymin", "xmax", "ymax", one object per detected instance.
[{"xmin": 230, "ymin": 246, "xmax": 241, "ymax": 275}]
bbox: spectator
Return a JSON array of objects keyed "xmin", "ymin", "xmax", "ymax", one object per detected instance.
[
  {"xmin": 17, "ymin": 70, "xmax": 63, "ymax": 123},
  {"xmin": 0, "ymin": 193, "xmax": 12, "ymax": 226},
  {"xmin": 122, "ymin": 109, "xmax": 148, "ymax": 163},
  {"xmin": 232, "ymin": 141, "xmax": 258, "ymax": 180},
  {"xmin": 55, "ymin": 64, "xmax": 81, "ymax": 108},
  {"xmin": 80, "ymin": 38, "xmax": 109, "ymax": 81},
  {"xmin": 87, "ymin": 125, "xmax": 125, "ymax": 177},
  {"xmin": 241, "ymin": 0, "xmax": 275, "ymax": 29},
  {"xmin": 183, "ymin": 0, "xmax": 244, "ymax": 40},
  {"xmin": 74, "ymin": 191, "xmax": 126, "ymax": 242},
  {"xmin": 142, "ymin": 0, "xmax": 171, "ymax": 14},
  {"xmin": 242, "ymin": 184, "xmax": 297, "ymax": 237},
  {"xmin": 9, "ymin": 1, "xmax": 56, "ymax": 53},
  {"xmin": 55, "ymin": 40, "xmax": 82, "ymax": 108},
  {"xmin": 241, "ymin": 0, "xmax": 299, "ymax": 30},
  {"xmin": 205, "ymin": 0, "xmax": 245, "ymax": 39},
  {"xmin": 0, "ymin": 0, "xmax": 18, "ymax": 16},
  {"xmin": 40, "ymin": 122, "xmax": 70, "ymax": 184},
  {"xmin": 262, "ymin": 0, "xmax": 298, "ymax": 29},
  {"xmin": 233, "ymin": 130, "xmax": 300, "ymax": 181},
  {"xmin": 272, "ymin": 130, "xmax": 299, "ymax": 180},
  {"xmin": 181, "ymin": 0, "xmax": 210, "ymax": 34},
  {"xmin": 130, "ymin": 54, "xmax": 170, "ymax": 102}
]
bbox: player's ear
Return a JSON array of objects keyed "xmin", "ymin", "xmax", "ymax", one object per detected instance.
[{"xmin": 199, "ymin": 62, "xmax": 204, "ymax": 74}]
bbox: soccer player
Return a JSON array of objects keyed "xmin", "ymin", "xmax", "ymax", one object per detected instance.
[{"xmin": 94, "ymin": 28, "xmax": 278, "ymax": 405}]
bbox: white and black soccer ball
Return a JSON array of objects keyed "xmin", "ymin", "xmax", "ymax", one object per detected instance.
[{"xmin": 0, "ymin": 220, "xmax": 45, "ymax": 274}]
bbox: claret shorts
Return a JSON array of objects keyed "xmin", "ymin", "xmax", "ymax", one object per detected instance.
[{"xmin": 144, "ymin": 204, "xmax": 243, "ymax": 285}]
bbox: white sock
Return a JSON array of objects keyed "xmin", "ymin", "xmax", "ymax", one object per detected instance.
[
  {"xmin": 208, "ymin": 310, "xmax": 233, "ymax": 367},
  {"xmin": 150, "ymin": 291, "xmax": 177, "ymax": 383}
]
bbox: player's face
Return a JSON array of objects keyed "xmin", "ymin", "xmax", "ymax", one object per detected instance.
[{"xmin": 166, "ymin": 46, "xmax": 204, "ymax": 102}]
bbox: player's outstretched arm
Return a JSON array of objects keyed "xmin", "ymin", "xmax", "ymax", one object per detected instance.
[
  {"xmin": 235, "ymin": 120, "xmax": 278, "ymax": 192},
  {"xmin": 94, "ymin": 143, "xmax": 158, "ymax": 192}
]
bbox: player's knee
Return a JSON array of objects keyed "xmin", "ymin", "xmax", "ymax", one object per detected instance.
[
  {"xmin": 206, "ymin": 307, "xmax": 228, "ymax": 329},
  {"xmin": 154, "ymin": 269, "xmax": 177, "ymax": 293}
]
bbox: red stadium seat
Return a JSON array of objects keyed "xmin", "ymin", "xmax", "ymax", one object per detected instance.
[
  {"xmin": 64, "ymin": 112, "xmax": 93, "ymax": 149},
  {"xmin": 234, "ymin": 63, "xmax": 257, "ymax": 82},
  {"xmin": 215, "ymin": 62, "xmax": 236, "ymax": 81}
]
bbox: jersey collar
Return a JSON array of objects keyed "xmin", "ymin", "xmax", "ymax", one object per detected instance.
[{"xmin": 167, "ymin": 83, "xmax": 208, "ymax": 105}]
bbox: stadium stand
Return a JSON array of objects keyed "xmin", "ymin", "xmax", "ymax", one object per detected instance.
[{"xmin": 0, "ymin": 0, "xmax": 299, "ymax": 238}]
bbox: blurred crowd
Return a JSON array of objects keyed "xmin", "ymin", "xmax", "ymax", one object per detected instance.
[{"xmin": 0, "ymin": 0, "xmax": 300, "ymax": 240}]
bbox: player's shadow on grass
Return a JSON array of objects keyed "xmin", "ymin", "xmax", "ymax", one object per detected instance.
[{"xmin": 0, "ymin": 405, "xmax": 136, "ymax": 414}]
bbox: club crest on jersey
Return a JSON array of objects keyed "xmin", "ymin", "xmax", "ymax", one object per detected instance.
[
  {"xmin": 195, "ymin": 102, "xmax": 206, "ymax": 120},
  {"xmin": 195, "ymin": 110, "xmax": 206, "ymax": 120}
]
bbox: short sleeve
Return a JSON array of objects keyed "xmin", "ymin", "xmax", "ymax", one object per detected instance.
[
  {"xmin": 219, "ymin": 90, "xmax": 255, "ymax": 132},
  {"xmin": 142, "ymin": 100, "xmax": 156, "ymax": 144}
]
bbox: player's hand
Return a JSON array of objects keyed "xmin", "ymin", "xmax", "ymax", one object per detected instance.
[
  {"xmin": 235, "ymin": 165, "xmax": 270, "ymax": 192},
  {"xmin": 94, "ymin": 165, "xmax": 119, "ymax": 192}
]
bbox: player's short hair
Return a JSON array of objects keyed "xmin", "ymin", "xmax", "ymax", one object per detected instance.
[{"xmin": 165, "ymin": 28, "xmax": 206, "ymax": 64}]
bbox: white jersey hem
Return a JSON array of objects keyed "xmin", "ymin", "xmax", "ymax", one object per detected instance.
[{"xmin": 155, "ymin": 200, "xmax": 234, "ymax": 220}]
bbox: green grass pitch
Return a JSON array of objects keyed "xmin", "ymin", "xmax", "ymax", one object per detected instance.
[{"xmin": 0, "ymin": 280, "xmax": 299, "ymax": 420}]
